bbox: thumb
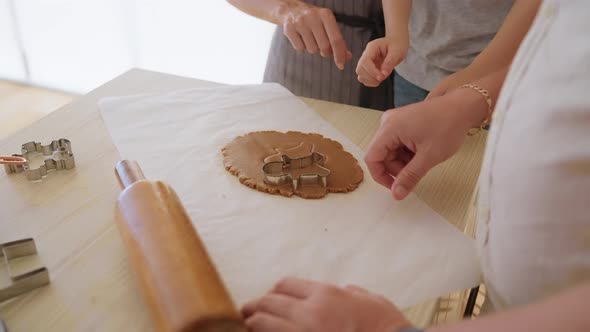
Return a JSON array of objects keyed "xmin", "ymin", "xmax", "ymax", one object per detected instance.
[
  {"xmin": 391, "ymin": 152, "xmax": 434, "ymax": 200},
  {"xmin": 380, "ymin": 49, "xmax": 402, "ymax": 77}
]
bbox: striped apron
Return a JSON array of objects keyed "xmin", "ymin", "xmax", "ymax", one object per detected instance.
[{"xmin": 263, "ymin": 0, "xmax": 393, "ymax": 110}]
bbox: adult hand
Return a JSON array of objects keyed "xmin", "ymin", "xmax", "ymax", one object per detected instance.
[
  {"xmin": 280, "ymin": 2, "xmax": 353, "ymax": 70},
  {"xmin": 242, "ymin": 277, "xmax": 412, "ymax": 332},
  {"xmin": 365, "ymin": 90, "xmax": 484, "ymax": 200},
  {"xmin": 356, "ymin": 36, "xmax": 408, "ymax": 87}
]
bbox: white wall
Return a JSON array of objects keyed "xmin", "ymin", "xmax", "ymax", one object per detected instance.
[
  {"xmin": 0, "ymin": 0, "xmax": 275, "ymax": 93},
  {"xmin": 11, "ymin": 0, "xmax": 135, "ymax": 92},
  {"xmin": 134, "ymin": 1, "xmax": 274, "ymax": 85},
  {"xmin": 0, "ymin": 0, "xmax": 26, "ymax": 81}
]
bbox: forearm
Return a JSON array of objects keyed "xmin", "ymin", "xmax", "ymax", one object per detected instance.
[
  {"xmin": 447, "ymin": 66, "xmax": 509, "ymax": 129},
  {"xmin": 467, "ymin": 0, "xmax": 542, "ymax": 76},
  {"xmin": 428, "ymin": 282, "xmax": 590, "ymax": 332},
  {"xmin": 226, "ymin": 0, "xmax": 305, "ymax": 24},
  {"xmin": 382, "ymin": 0, "xmax": 411, "ymax": 40}
]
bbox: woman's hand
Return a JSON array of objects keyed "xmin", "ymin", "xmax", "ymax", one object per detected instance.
[
  {"xmin": 242, "ymin": 277, "xmax": 412, "ymax": 332},
  {"xmin": 365, "ymin": 89, "xmax": 487, "ymax": 200},
  {"xmin": 356, "ymin": 36, "xmax": 409, "ymax": 87},
  {"xmin": 279, "ymin": 2, "xmax": 352, "ymax": 70}
]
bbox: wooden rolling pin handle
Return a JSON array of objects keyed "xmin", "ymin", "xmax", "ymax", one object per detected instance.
[
  {"xmin": 115, "ymin": 160, "xmax": 146, "ymax": 188},
  {"xmin": 115, "ymin": 160, "xmax": 246, "ymax": 332}
]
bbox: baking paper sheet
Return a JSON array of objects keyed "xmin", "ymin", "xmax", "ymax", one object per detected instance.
[{"xmin": 98, "ymin": 83, "xmax": 480, "ymax": 308}]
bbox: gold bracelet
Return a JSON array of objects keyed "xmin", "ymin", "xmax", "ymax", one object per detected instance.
[{"xmin": 460, "ymin": 83, "xmax": 493, "ymax": 136}]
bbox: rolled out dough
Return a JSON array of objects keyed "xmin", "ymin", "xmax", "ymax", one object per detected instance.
[{"xmin": 222, "ymin": 131, "xmax": 363, "ymax": 199}]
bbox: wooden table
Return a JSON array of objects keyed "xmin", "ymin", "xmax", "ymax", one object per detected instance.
[{"xmin": 0, "ymin": 69, "xmax": 486, "ymax": 331}]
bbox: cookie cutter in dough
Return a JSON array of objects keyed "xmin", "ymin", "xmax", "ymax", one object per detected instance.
[
  {"xmin": 0, "ymin": 319, "xmax": 6, "ymax": 332},
  {"xmin": 262, "ymin": 151, "xmax": 331, "ymax": 189},
  {"xmin": 0, "ymin": 238, "xmax": 50, "ymax": 303},
  {"xmin": 3, "ymin": 139, "xmax": 75, "ymax": 181}
]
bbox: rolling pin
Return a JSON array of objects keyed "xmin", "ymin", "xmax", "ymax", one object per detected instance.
[{"xmin": 115, "ymin": 160, "xmax": 246, "ymax": 332}]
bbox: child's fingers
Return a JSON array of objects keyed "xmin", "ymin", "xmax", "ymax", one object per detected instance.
[
  {"xmin": 355, "ymin": 54, "xmax": 367, "ymax": 77},
  {"xmin": 357, "ymin": 74, "xmax": 377, "ymax": 87},
  {"xmin": 380, "ymin": 49, "xmax": 404, "ymax": 77},
  {"xmin": 355, "ymin": 54, "xmax": 381, "ymax": 82},
  {"xmin": 360, "ymin": 60, "xmax": 383, "ymax": 82},
  {"xmin": 356, "ymin": 66, "xmax": 381, "ymax": 87}
]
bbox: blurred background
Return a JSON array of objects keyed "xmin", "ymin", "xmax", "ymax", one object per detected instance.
[{"xmin": 1, "ymin": 0, "xmax": 275, "ymax": 93}]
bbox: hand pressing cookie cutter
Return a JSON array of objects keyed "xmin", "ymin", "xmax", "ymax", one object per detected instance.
[
  {"xmin": 3, "ymin": 139, "xmax": 75, "ymax": 181},
  {"xmin": 262, "ymin": 151, "xmax": 331, "ymax": 190},
  {"xmin": 0, "ymin": 238, "xmax": 50, "ymax": 302}
]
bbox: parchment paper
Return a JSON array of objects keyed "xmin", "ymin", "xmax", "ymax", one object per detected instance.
[{"xmin": 98, "ymin": 83, "xmax": 480, "ymax": 309}]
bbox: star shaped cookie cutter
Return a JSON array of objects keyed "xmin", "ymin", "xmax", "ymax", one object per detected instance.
[
  {"xmin": 3, "ymin": 139, "xmax": 75, "ymax": 181},
  {"xmin": 262, "ymin": 143, "xmax": 331, "ymax": 190}
]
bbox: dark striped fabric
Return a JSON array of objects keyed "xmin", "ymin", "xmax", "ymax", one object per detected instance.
[{"xmin": 263, "ymin": 0, "xmax": 393, "ymax": 110}]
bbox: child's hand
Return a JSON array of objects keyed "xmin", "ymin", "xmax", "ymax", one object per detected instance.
[
  {"xmin": 427, "ymin": 66, "xmax": 482, "ymax": 99},
  {"xmin": 356, "ymin": 37, "xmax": 408, "ymax": 87}
]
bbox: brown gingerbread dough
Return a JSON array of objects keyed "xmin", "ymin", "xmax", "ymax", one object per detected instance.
[{"xmin": 222, "ymin": 131, "xmax": 363, "ymax": 199}]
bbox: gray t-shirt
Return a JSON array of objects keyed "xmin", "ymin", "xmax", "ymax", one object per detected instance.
[{"xmin": 395, "ymin": 0, "xmax": 514, "ymax": 91}]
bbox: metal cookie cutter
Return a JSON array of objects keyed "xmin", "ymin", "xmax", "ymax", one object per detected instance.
[
  {"xmin": 4, "ymin": 139, "xmax": 75, "ymax": 181},
  {"xmin": 0, "ymin": 239, "xmax": 50, "ymax": 302},
  {"xmin": 262, "ymin": 148, "xmax": 331, "ymax": 190}
]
